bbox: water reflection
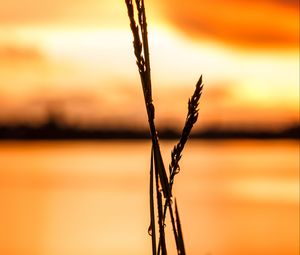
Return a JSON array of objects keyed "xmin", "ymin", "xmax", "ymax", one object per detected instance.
[{"xmin": 0, "ymin": 140, "xmax": 298, "ymax": 255}]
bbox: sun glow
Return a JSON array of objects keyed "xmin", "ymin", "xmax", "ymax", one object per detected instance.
[{"xmin": 0, "ymin": 0, "xmax": 299, "ymax": 127}]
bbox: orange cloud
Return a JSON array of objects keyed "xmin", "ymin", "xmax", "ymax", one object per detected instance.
[{"xmin": 158, "ymin": 0, "xmax": 299, "ymax": 49}]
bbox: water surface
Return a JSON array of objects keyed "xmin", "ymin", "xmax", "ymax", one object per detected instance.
[{"xmin": 0, "ymin": 140, "xmax": 298, "ymax": 255}]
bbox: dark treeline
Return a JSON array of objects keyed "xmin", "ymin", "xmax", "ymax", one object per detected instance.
[{"xmin": 0, "ymin": 120, "xmax": 299, "ymax": 140}]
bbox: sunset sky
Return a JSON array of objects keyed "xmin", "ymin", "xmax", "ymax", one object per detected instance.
[{"xmin": 0, "ymin": 0, "xmax": 299, "ymax": 130}]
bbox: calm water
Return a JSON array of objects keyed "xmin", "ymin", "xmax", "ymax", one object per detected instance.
[{"xmin": 0, "ymin": 140, "xmax": 299, "ymax": 255}]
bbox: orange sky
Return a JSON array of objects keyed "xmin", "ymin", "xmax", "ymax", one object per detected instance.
[{"xmin": 0, "ymin": 0, "xmax": 299, "ymax": 130}]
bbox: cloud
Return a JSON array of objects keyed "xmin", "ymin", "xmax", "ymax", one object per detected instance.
[{"xmin": 157, "ymin": 0, "xmax": 299, "ymax": 49}]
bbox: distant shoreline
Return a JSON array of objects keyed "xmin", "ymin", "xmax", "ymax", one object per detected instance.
[{"xmin": 0, "ymin": 123, "xmax": 298, "ymax": 140}]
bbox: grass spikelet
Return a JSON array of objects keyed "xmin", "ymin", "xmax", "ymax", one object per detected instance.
[
  {"xmin": 135, "ymin": 0, "xmax": 152, "ymax": 99},
  {"xmin": 125, "ymin": 0, "xmax": 148, "ymax": 100},
  {"xmin": 169, "ymin": 76, "xmax": 204, "ymax": 191}
]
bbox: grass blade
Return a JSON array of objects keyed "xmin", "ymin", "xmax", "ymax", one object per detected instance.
[{"xmin": 175, "ymin": 200, "xmax": 186, "ymax": 255}]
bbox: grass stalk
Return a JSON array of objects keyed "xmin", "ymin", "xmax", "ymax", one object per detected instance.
[
  {"xmin": 149, "ymin": 146, "xmax": 157, "ymax": 255},
  {"xmin": 125, "ymin": 0, "xmax": 170, "ymax": 201},
  {"xmin": 155, "ymin": 166, "xmax": 167, "ymax": 255},
  {"xmin": 158, "ymin": 78, "xmax": 203, "ymax": 253},
  {"xmin": 125, "ymin": 1, "xmax": 204, "ymax": 254}
]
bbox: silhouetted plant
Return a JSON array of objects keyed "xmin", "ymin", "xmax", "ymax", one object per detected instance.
[{"xmin": 125, "ymin": 1, "xmax": 203, "ymax": 254}]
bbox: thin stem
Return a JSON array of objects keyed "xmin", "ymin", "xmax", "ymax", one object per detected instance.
[
  {"xmin": 149, "ymin": 146, "xmax": 156, "ymax": 254},
  {"xmin": 155, "ymin": 164, "xmax": 167, "ymax": 255}
]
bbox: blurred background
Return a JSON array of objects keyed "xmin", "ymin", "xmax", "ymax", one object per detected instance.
[{"xmin": 0, "ymin": 0, "xmax": 299, "ymax": 254}]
